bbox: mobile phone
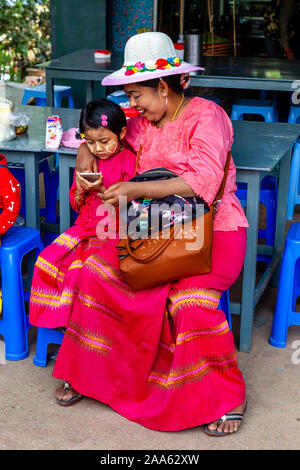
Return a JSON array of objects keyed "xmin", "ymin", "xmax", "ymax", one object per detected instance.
[{"xmin": 79, "ymin": 172, "xmax": 101, "ymax": 183}]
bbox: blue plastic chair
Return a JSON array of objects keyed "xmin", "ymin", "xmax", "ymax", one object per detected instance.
[
  {"xmin": 236, "ymin": 176, "xmax": 277, "ymax": 262},
  {"xmin": 288, "ymin": 105, "xmax": 300, "ymax": 124},
  {"xmin": 287, "ymin": 143, "xmax": 300, "ymax": 220},
  {"xmin": 9, "ymin": 159, "xmax": 52, "ymax": 219},
  {"xmin": 0, "ymin": 226, "xmax": 44, "ymax": 360},
  {"xmin": 218, "ymin": 289, "xmax": 232, "ymax": 331},
  {"xmin": 22, "ymin": 84, "xmax": 75, "ymax": 108},
  {"xmin": 269, "ymin": 222, "xmax": 300, "ymax": 348},
  {"xmin": 231, "ymin": 99, "xmax": 278, "ymax": 122},
  {"xmin": 204, "ymin": 97, "xmax": 221, "ymax": 105},
  {"xmin": 33, "ymin": 289, "xmax": 232, "ymax": 367},
  {"xmin": 33, "ymin": 327, "xmax": 64, "ymax": 367}
]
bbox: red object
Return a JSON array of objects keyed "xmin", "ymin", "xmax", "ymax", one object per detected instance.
[
  {"xmin": 94, "ymin": 50, "xmax": 111, "ymax": 55},
  {"xmin": 0, "ymin": 154, "xmax": 21, "ymax": 236},
  {"xmin": 121, "ymin": 107, "xmax": 140, "ymax": 118},
  {"xmin": 174, "ymin": 43, "xmax": 184, "ymax": 50},
  {"xmin": 156, "ymin": 58, "xmax": 169, "ymax": 68}
]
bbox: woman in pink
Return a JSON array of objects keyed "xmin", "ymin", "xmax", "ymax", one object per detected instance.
[{"xmin": 43, "ymin": 33, "xmax": 249, "ymax": 436}]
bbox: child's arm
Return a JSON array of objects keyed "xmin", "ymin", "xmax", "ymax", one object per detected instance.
[{"xmin": 69, "ymin": 170, "xmax": 87, "ymax": 211}]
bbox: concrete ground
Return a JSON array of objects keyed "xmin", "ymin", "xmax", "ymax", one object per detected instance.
[
  {"xmin": 0, "ymin": 83, "xmax": 299, "ymax": 451},
  {"xmin": 1, "ymin": 228, "xmax": 300, "ymax": 451}
]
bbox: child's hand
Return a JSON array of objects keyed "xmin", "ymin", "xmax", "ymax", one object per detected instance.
[
  {"xmin": 76, "ymin": 171, "xmax": 106, "ymax": 194},
  {"xmin": 99, "ymin": 181, "xmax": 142, "ymax": 206}
]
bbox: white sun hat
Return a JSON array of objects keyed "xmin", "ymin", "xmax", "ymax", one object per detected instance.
[{"xmin": 101, "ymin": 32, "xmax": 204, "ymax": 86}]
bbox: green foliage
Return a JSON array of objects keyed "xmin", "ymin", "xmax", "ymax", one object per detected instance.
[{"xmin": 0, "ymin": 0, "xmax": 50, "ymax": 81}]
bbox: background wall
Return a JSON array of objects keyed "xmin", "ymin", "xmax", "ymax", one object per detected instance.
[
  {"xmin": 50, "ymin": 0, "xmax": 107, "ymax": 107},
  {"xmin": 110, "ymin": 0, "xmax": 154, "ymax": 51}
]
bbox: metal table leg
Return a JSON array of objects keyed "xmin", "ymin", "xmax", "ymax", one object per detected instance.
[
  {"xmin": 272, "ymin": 148, "xmax": 292, "ymax": 287},
  {"xmin": 58, "ymin": 153, "xmax": 75, "ymax": 233},
  {"xmin": 237, "ymin": 170, "xmax": 261, "ymax": 352}
]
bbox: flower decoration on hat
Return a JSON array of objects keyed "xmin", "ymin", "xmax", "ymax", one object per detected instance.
[{"xmin": 125, "ymin": 57, "xmax": 181, "ymax": 76}]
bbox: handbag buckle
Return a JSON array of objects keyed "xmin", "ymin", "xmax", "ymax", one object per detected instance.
[{"xmin": 213, "ymin": 199, "xmax": 222, "ymax": 218}]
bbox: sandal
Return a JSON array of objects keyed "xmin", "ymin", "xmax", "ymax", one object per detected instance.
[
  {"xmin": 204, "ymin": 401, "xmax": 247, "ymax": 437},
  {"xmin": 56, "ymin": 381, "xmax": 83, "ymax": 407}
]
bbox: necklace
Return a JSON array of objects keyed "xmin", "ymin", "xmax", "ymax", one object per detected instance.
[{"xmin": 171, "ymin": 93, "xmax": 185, "ymax": 122}]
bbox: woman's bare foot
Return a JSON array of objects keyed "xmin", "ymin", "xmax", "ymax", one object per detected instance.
[
  {"xmin": 205, "ymin": 400, "xmax": 247, "ymax": 436},
  {"xmin": 56, "ymin": 382, "xmax": 83, "ymax": 406}
]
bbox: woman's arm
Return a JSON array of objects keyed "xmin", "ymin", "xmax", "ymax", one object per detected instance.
[
  {"xmin": 100, "ymin": 177, "xmax": 196, "ymax": 206},
  {"xmin": 75, "ymin": 143, "xmax": 98, "ymax": 173}
]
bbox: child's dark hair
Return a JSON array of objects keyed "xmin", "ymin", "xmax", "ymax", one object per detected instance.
[{"xmin": 79, "ymin": 99, "xmax": 127, "ymax": 138}]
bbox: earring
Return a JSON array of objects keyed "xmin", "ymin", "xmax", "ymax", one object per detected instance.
[{"xmin": 162, "ymin": 92, "xmax": 167, "ymax": 97}]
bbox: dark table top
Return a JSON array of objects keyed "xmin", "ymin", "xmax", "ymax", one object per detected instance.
[{"xmin": 41, "ymin": 49, "xmax": 300, "ymax": 91}]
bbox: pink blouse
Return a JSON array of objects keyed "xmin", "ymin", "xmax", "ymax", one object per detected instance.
[{"xmin": 125, "ymin": 97, "xmax": 248, "ymax": 232}]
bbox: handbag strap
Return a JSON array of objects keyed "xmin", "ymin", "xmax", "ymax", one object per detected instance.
[
  {"xmin": 215, "ymin": 150, "xmax": 232, "ymax": 201},
  {"xmin": 212, "ymin": 150, "xmax": 232, "ymax": 211},
  {"xmin": 133, "ymin": 145, "xmax": 143, "ymax": 177}
]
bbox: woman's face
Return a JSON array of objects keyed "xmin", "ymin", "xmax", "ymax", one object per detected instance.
[
  {"xmin": 124, "ymin": 83, "xmax": 166, "ymax": 123},
  {"xmin": 84, "ymin": 126, "xmax": 126, "ymax": 160}
]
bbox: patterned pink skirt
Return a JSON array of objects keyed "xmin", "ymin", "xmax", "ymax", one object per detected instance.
[{"xmin": 30, "ymin": 226, "xmax": 247, "ymax": 431}]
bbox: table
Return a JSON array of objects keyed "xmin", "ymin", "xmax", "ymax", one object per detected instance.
[
  {"xmin": 0, "ymin": 105, "xmax": 81, "ymax": 229},
  {"xmin": 43, "ymin": 50, "xmax": 300, "ymax": 106},
  {"xmin": 54, "ymin": 114, "xmax": 300, "ymax": 352},
  {"xmin": 231, "ymin": 121, "xmax": 300, "ymax": 351},
  {"xmin": 2, "ymin": 105, "xmax": 299, "ymax": 351}
]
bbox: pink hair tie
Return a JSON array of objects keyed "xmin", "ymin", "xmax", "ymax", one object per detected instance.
[{"xmin": 101, "ymin": 114, "xmax": 108, "ymax": 127}]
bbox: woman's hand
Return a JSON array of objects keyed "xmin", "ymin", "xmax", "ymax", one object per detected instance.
[
  {"xmin": 76, "ymin": 171, "xmax": 106, "ymax": 194},
  {"xmin": 75, "ymin": 143, "xmax": 98, "ymax": 173},
  {"xmin": 99, "ymin": 181, "xmax": 143, "ymax": 206}
]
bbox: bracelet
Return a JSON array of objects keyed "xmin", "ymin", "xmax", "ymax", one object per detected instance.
[{"xmin": 74, "ymin": 190, "xmax": 85, "ymax": 204}]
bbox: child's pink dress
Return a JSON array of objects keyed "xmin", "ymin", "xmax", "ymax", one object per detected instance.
[{"xmin": 29, "ymin": 148, "xmax": 136, "ymax": 328}]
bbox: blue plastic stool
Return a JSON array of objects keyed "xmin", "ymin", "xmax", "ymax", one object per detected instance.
[
  {"xmin": 22, "ymin": 84, "xmax": 75, "ymax": 108},
  {"xmin": 33, "ymin": 327, "xmax": 64, "ymax": 367},
  {"xmin": 287, "ymin": 143, "xmax": 300, "ymax": 220},
  {"xmin": 231, "ymin": 99, "xmax": 278, "ymax": 122},
  {"xmin": 288, "ymin": 105, "xmax": 300, "ymax": 124},
  {"xmin": 218, "ymin": 289, "xmax": 232, "ymax": 331},
  {"xmin": 107, "ymin": 90, "xmax": 129, "ymax": 107},
  {"xmin": 204, "ymin": 97, "xmax": 221, "ymax": 105},
  {"xmin": 44, "ymin": 168, "xmax": 60, "ymax": 223},
  {"xmin": 236, "ymin": 176, "xmax": 277, "ymax": 261},
  {"xmin": 269, "ymin": 223, "xmax": 300, "ymax": 348},
  {"xmin": 0, "ymin": 226, "xmax": 44, "ymax": 360},
  {"xmin": 9, "ymin": 159, "xmax": 52, "ymax": 219}
]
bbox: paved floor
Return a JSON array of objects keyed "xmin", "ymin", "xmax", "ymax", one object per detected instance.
[{"xmin": 1, "ymin": 261, "xmax": 300, "ymax": 451}]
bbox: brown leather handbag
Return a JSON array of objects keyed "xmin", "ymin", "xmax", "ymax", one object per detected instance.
[{"xmin": 116, "ymin": 150, "xmax": 232, "ymax": 291}]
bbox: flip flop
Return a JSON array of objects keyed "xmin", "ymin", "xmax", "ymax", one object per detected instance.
[
  {"xmin": 56, "ymin": 381, "xmax": 83, "ymax": 407},
  {"xmin": 204, "ymin": 401, "xmax": 247, "ymax": 437}
]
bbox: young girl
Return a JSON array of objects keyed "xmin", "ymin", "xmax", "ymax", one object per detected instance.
[{"xmin": 29, "ymin": 99, "xmax": 136, "ymax": 330}]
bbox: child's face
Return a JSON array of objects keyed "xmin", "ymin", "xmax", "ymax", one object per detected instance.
[{"xmin": 84, "ymin": 126, "xmax": 126, "ymax": 160}]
